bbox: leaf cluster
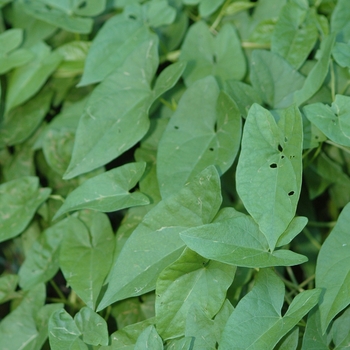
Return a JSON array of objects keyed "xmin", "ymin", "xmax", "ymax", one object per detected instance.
[{"xmin": 1, "ymin": 0, "xmax": 350, "ymax": 349}]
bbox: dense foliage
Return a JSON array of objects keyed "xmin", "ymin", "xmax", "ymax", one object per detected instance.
[{"xmin": 1, "ymin": 0, "xmax": 350, "ymax": 348}]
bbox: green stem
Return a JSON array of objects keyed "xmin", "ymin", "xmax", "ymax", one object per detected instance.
[
  {"xmin": 307, "ymin": 220, "xmax": 336, "ymax": 228},
  {"xmin": 330, "ymin": 59, "xmax": 336, "ymax": 101},
  {"xmin": 50, "ymin": 279, "xmax": 68, "ymax": 302},
  {"xmin": 241, "ymin": 42, "xmax": 271, "ymax": 49},
  {"xmin": 325, "ymin": 140, "xmax": 350, "ymax": 155},
  {"xmin": 210, "ymin": 0, "xmax": 232, "ymax": 32},
  {"xmin": 303, "ymin": 227, "xmax": 322, "ymax": 250}
]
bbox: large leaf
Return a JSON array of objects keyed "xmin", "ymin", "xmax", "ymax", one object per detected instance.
[
  {"xmin": 219, "ymin": 269, "xmax": 321, "ymax": 349},
  {"xmin": 271, "ymin": 1, "xmax": 317, "ymax": 69},
  {"xmin": 0, "ymin": 284, "xmax": 46, "ymax": 350},
  {"xmin": 97, "ymin": 166, "xmax": 222, "ymax": 311},
  {"xmin": 180, "ymin": 21, "xmax": 246, "ymax": 86},
  {"xmin": 155, "ymin": 248, "xmax": 235, "ymax": 339},
  {"xmin": 236, "ymin": 104, "xmax": 303, "ymax": 250},
  {"xmin": 157, "ymin": 76, "xmax": 241, "ymax": 199},
  {"xmin": 79, "ymin": 13, "xmax": 155, "ymax": 86},
  {"xmin": 316, "ymin": 202, "xmax": 350, "ymax": 333},
  {"xmin": 0, "ymin": 176, "xmax": 51, "ymax": 243},
  {"xmin": 64, "ymin": 39, "xmax": 185, "ymax": 179},
  {"xmin": 5, "ymin": 41, "xmax": 61, "ymax": 112},
  {"xmin": 54, "ymin": 162, "xmax": 149, "ymax": 219},
  {"xmin": 180, "ymin": 215, "xmax": 307, "ymax": 268},
  {"xmin": 303, "ymin": 94, "xmax": 350, "ymax": 147},
  {"xmin": 59, "ymin": 212, "xmax": 115, "ymax": 310},
  {"xmin": 18, "ymin": 218, "xmax": 73, "ymax": 290}
]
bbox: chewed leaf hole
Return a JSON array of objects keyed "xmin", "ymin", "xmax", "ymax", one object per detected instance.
[
  {"xmin": 288, "ymin": 191, "xmax": 295, "ymax": 196},
  {"xmin": 281, "ymin": 155, "xmax": 285, "ymax": 159},
  {"xmin": 209, "ymin": 147, "xmax": 214, "ymax": 151},
  {"xmin": 174, "ymin": 126, "xmax": 179, "ymax": 130},
  {"xmin": 278, "ymin": 144, "xmax": 283, "ymax": 152},
  {"xmin": 290, "ymin": 155, "xmax": 295, "ymax": 159},
  {"xmin": 270, "ymin": 163, "xmax": 277, "ymax": 168},
  {"xmin": 128, "ymin": 14, "xmax": 137, "ymax": 20}
]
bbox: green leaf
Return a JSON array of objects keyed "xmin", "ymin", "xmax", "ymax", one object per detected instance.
[
  {"xmin": 0, "ymin": 88, "xmax": 53, "ymax": 146},
  {"xmin": 223, "ymin": 80, "xmax": 262, "ymax": 118},
  {"xmin": 250, "ymin": 50, "xmax": 305, "ymax": 108},
  {"xmin": 183, "ymin": 0, "xmax": 225, "ymax": 17},
  {"xmin": 59, "ymin": 212, "xmax": 115, "ymax": 310},
  {"xmin": 303, "ymin": 94, "xmax": 350, "ymax": 147},
  {"xmin": 180, "ymin": 21, "xmax": 246, "ymax": 86},
  {"xmin": 236, "ymin": 104, "xmax": 303, "ymax": 250},
  {"xmin": 332, "ymin": 42, "xmax": 350, "ymax": 68},
  {"xmin": 20, "ymin": 0, "xmax": 93, "ymax": 34},
  {"xmin": 49, "ymin": 308, "xmax": 87, "ymax": 350},
  {"xmin": 316, "ymin": 202, "xmax": 350, "ymax": 333},
  {"xmin": 180, "ymin": 215, "xmax": 307, "ymax": 268},
  {"xmin": 64, "ymin": 40, "xmax": 185, "ymax": 179},
  {"xmin": 293, "ymin": 34, "xmax": 335, "ymax": 106},
  {"xmin": 276, "ymin": 216, "xmax": 308, "ymax": 247},
  {"xmin": 18, "ymin": 218, "xmax": 73, "ymax": 290},
  {"xmin": 330, "ymin": 0, "xmax": 350, "ymax": 37},
  {"xmin": 97, "ymin": 166, "xmax": 222, "ymax": 310},
  {"xmin": 331, "ymin": 307, "xmax": 350, "ymax": 348},
  {"xmin": 74, "ymin": 307, "xmax": 109, "ymax": 346},
  {"xmin": 146, "ymin": 0, "xmax": 176, "ymax": 28},
  {"xmin": 134, "ymin": 325, "xmax": 163, "ymax": 350},
  {"xmin": 219, "ymin": 269, "xmax": 321, "ymax": 349},
  {"xmin": 185, "ymin": 303, "xmax": 216, "ymax": 350},
  {"xmin": 276, "ymin": 327, "xmax": 299, "ymax": 350},
  {"xmin": 0, "ymin": 274, "xmax": 18, "ymax": 303},
  {"xmin": 78, "ymin": 14, "xmax": 155, "ymax": 86},
  {"xmin": 157, "ymin": 76, "xmax": 241, "ymax": 198},
  {"xmin": 301, "ymin": 308, "xmax": 330, "ymax": 350},
  {"xmin": 271, "ymin": 2, "xmax": 317, "ymax": 69},
  {"xmin": 0, "ymin": 284, "xmax": 46, "ymax": 350},
  {"xmin": 6, "ymin": 41, "xmax": 61, "ymax": 112},
  {"xmin": 0, "ymin": 176, "xmax": 51, "ymax": 243},
  {"xmin": 156, "ymin": 248, "xmax": 235, "ymax": 339},
  {"xmin": 54, "ymin": 163, "xmax": 149, "ymax": 219}
]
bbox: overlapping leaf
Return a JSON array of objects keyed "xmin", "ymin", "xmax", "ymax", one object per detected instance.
[
  {"xmin": 97, "ymin": 166, "xmax": 222, "ymax": 310},
  {"xmin": 180, "ymin": 215, "xmax": 307, "ymax": 268},
  {"xmin": 157, "ymin": 76, "xmax": 241, "ymax": 198},
  {"xmin": 55, "ymin": 163, "xmax": 149, "ymax": 219},
  {"xmin": 303, "ymin": 94, "xmax": 350, "ymax": 147},
  {"xmin": 156, "ymin": 248, "xmax": 235, "ymax": 339},
  {"xmin": 180, "ymin": 21, "xmax": 246, "ymax": 86},
  {"xmin": 236, "ymin": 104, "xmax": 303, "ymax": 250},
  {"xmin": 64, "ymin": 39, "xmax": 185, "ymax": 179},
  {"xmin": 219, "ymin": 269, "xmax": 321, "ymax": 349}
]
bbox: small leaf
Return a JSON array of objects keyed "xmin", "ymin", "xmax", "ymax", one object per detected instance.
[
  {"xmin": 276, "ymin": 216, "xmax": 308, "ymax": 247},
  {"xmin": 59, "ymin": 213, "xmax": 115, "ymax": 310},
  {"xmin": 316, "ymin": 202, "xmax": 350, "ymax": 333},
  {"xmin": 97, "ymin": 166, "xmax": 222, "ymax": 310},
  {"xmin": 156, "ymin": 248, "xmax": 235, "ymax": 339},
  {"xmin": 303, "ymin": 94, "xmax": 350, "ymax": 147},
  {"xmin": 180, "ymin": 216, "xmax": 307, "ymax": 268},
  {"xmin": 146, "ymin": 0, "xmax": 176, "ymax": 28},
  {"xmin": 0, "ymin": 176, "xmax": 51, "ymax": 243},
  {"xmin": 74, "ymin": 307, "xmax": 109, "ymax": 346},
  {"xmin": 219, "ymin": 269, "xmax": 321, "ymax": 349},
  {"xmin": 236, "ymin": 104, "xmax": 303, "ymax": 250},
  {"xmin": 134, "ymin": 325, "xmax": 163, "ymax": 350},
  {"xmin": 332, "ymin": 42, "xmax": 350, "ymax": 68},
  {"xmin": 157, "ymin": 76, "xmax": 241, "ymax": 198},
  {"xmin": 55, "ymin": 163, "xmax": 149, "ymax": 219}
]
